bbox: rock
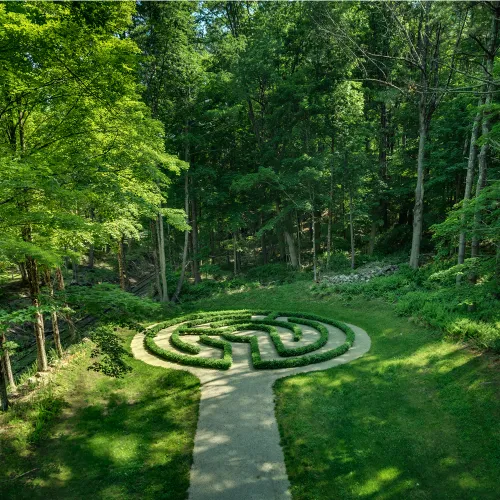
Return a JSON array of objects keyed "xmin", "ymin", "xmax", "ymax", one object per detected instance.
[{"xmin": 321, "ymin": 263, "xmax": 400, "ymax": 285}]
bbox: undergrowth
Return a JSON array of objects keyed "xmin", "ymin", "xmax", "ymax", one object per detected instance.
[{"xmin": 312, "ymin": 257, "xmax": 500, "ymax": 352}]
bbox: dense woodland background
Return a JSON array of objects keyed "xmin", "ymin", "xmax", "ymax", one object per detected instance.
[{"xmin": 0, "ymin": 1, "xmax": 499, "ymax": 409}]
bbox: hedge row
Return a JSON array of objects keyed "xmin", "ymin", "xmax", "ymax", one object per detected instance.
[
  {"xmin": 144, "ymin": 335, "xmax": 231, "ymax": 370},
  {"xmin": 144, "ymin": 310, "xmax": 262, "ymax": 369},
  {"xmin": 256, "ymin": 319, "xmax": 302, "ymax": 341},
  {"xmin": 170, "ymin": 330, "xmax": 201, "ymax": 354},
  {"xmin": 143, "ymin": 309, "xmax": 355, "ymax": 370}
]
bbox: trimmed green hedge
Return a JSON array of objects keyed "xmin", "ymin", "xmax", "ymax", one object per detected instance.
[{"xmin": 143, "ymin": 309, "xmax": 355, "ymax": 370}]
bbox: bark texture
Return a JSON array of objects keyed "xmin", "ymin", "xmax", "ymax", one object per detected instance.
[
  {"xmin": 284, "ymin": 230, "xmax": 298, "ymax": 269},
  {"xmin": 156, "ymin": 213, "xmax": 169, "ymax": 302},
  {"xmin": 43, "ymin": 269, "xmax": 63, "ymax": 357},
  {"xmin": 172, "ymin": 173, "xmax": 190, "ymax": 303},
  {"xmin": 457, "ymin": 104, "xmax": 482, "ymax": 266}
]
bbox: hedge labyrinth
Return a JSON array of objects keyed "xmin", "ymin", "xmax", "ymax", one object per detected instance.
[
  {"xmin": 132, "ymin": 310, "xmax": 371, "ymax": 500},
  {"xmin": 142, "ymin": 309, "xmax": 358, "ymax": 371}
]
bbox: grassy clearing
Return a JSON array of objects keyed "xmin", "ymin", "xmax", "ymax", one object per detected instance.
[
  {"xmin": 2, "ymin": 281, "xmax": 499, "ymax": 499},
  {"xmin": 187, "ymin": 282, "xmax": 500, "ymax": 500},
  {"xmin": 0, "ymin": 329, "xmax": 200, "ymax": 500}
]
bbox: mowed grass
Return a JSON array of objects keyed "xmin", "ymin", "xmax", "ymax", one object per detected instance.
[
  {"xmin": 0, "ymin": 329, "xmax": 200, "ymax": 500},
  {"xmin": 187, "ymin": 282, "xmax": 500, "ymax": 499},
  {"xmin": 2, "ymin": 281, "xmax": 499, "ymax": 500}
]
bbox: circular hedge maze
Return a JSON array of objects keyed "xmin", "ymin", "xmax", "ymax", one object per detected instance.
[{"xmin": 144, "ymin": 309, "xmax": 356, "ymax": 370}]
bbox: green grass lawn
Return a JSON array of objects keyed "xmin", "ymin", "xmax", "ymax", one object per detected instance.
[
  {"xmin": 0, "ymin": 330, "xmax": 200, "ymax": 500},
  {"xmin": 2, "ymin": 281, "xmax": 499, "ymax": 499},
  {"xmin": 187, "ymin": 282, "xmax": 500, "ymax": 500}
]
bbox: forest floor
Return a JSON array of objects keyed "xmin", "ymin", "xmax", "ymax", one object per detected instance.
[{"xmin": 1, "ymin": 281, "xmax": 499, "ymax": 499}]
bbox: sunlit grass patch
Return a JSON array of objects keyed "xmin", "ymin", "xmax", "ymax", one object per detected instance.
[
  {"xmin": 194, "ymin": 282, "xmax": 500, "ymax": 500},
  {"xmin": 0, "ymin": 328, "xmax": 200, "ymax": 500}
]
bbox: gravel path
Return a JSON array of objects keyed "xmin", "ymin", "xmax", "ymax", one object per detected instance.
[{"xmin": 131, "ymin": 316, "xmax": 371, "ymax": 500}]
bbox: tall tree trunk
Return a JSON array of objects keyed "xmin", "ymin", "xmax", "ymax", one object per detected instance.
[
  {"xmin": 284, "ymin": 230, "xmax": 298, "ymax": 268},
  {"xmin": 277, "ymin": 202, "xmax": 298, "ymax": 268},
  {"xmin": 156, "ymin": 213, "xmax": 169, "ymax": 302},
  {"xmin": 312, "ymin": 211, "xmax": 317, "ymax": 281},
  {"xmin": 2, "ymin": 333, "xmax": 16, "ymax": 393},
  {"xmin": 117, "ymin": 235, "xmax": 127, "ymax": 291},
  {"xmin": 409, "ymin": 1, "xmax": 439, "ymax": 269},
  {"xmin": 191, "ymin": 197, "xmax": 201, "ymax": 284},
  {"xmin": 172, "ymin": 173, "xmax": 190, "ymax": 303},
  {"xmin": 19, "ymin": 262, "xmax": 28, "ymax": 285},
  {"xmin": 157, "ymin": 213, "xmax": 168, "ymax": 302},
  {"xmin": 409, "ymin": 103, "xmax": 428, "ymax": 269},
  {"xmin": 279, "ymin": 230, "xmax": 286, "ymax": 263},
  {"xmin": 151, "ymin": 219, "xmax": 162, "ymax": 298},
  {"xmin": 349, "ymin": 188, "xmax": 355, "ymax": 269},
  {"xmin": 472, "ymin": 4, "xmax": 500, "ymax": 257},
  {"xmin": 43, "ymin": 269, "xmax": 63, "ymax": 358},
  {"xmin": 380, "ymin": 102, "xmax": 390, "ymax": 230},
  {"xmin": 55, "ymin": 267, "xmax": 65, "ymax": 290},
  {"xmin": 55, "ymin": 266, "xmax": 74, "ymax": 338},
  {"xmin": 21, "ymin": 224, "xmax": 48, "ymax": 371},
  {"xmin": 24, "ymin": 257, "xmax": 48, "ymax": 371},
  {"xmin": 457, "ymin": 104, "xmax": 482, "ymax": 266},
  {"xmin": 471, "ymin": 110, "xmax": 490, "ymax": 258},
  {"xmin": 167, "ymin": 222, "xmax": 173, "ymax": 267},
  {"xmin": 327, "ymin": 140, "xmax": 334, "ymax": 268},
  {"xmin": 0, "ymin": 353, "xmax": 8, "ymax": 411}
]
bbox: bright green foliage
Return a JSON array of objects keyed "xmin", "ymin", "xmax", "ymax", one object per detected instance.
[
  {"xmin": 64, "ymin": 284, "xmax": 163, "ymax": 326},
  {"xmin": 131, "ymin": 0, "xmax": 498, "ymax": 307},
  {"xmin": 312, "ymin": 260, "xmax": 500, "ymax": 351},
  {"xmin": 0, "ymin": 1, "xmax": 184, "ymax": 269},
  {"xmin": 432, "ymin": 182, "xmax": 500, "ymax": 255}
]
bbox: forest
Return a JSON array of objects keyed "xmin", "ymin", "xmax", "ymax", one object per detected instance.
[{"xmin": 0, "ymin": 1, "xmax": 499, "ymax": 498}]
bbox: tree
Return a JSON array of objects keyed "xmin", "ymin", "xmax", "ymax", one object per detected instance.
[{"xmin": 0, "ymin": 1, "xmax": 182, "ymax": 370}]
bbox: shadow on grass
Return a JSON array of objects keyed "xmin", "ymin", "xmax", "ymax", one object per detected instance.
[
  {"xmin": 1, "ymin": 367, "xmax": 200, "ymax": 500},
  {"xmin": 275, "ymin": 344, "xmax": 500, "ymax": 500}
]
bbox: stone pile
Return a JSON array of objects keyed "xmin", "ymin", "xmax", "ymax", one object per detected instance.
[{"xmin": 322, "ymin": 263, "xmax": 399, "ymax": 285}]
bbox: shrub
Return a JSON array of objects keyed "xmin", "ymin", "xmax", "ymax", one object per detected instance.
[
  {"xmin": 66, "ymin": 284, "xmax": 163, "ymax": 325},
  {"xmin": 312, "ymin": 259, "xmax": 499, "ymax": 352},
  {"xmin": 199, "ymin": 263, "xmax": 224, "ymax": 280},
  {"xmin": 29, "ymin": 392, "xmax": 66, "ymax": 444},
  {"xmin": 319, "ymin": 252, "xmax": 351, "ymax": 273},
  {"xmin": 446, "ymin": 318, "xmax": 500, "ymax": 352}
]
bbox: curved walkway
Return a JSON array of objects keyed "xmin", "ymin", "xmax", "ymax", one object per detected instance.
[{"xmin": 131, "ymin": 315, "xmax": 371, "ymax": 500}]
